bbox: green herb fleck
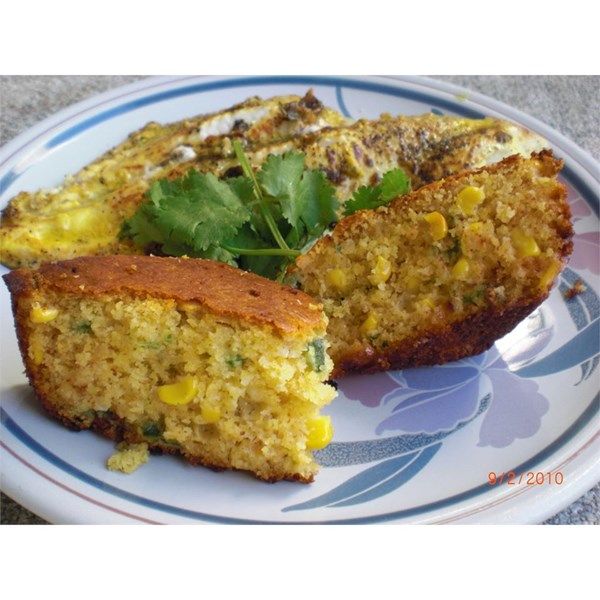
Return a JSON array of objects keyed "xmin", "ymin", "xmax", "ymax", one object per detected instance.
[
  {"xmin": 306, "ymin": 338, "xmax": 327, "ymax": 372},
  {"xmin": 96, "ymin": 409, "xmax": 116, "ymax": 420},
  {"xmin": 140, "ymin": 334, "xmax": 174, "ymax": 350},
  {"xmin": 225, "ymin": 354, "xmax": 245, "ymax": 369},
  {"xmin": 142, "ymin": 421, "xmax": 163, "ymax": 439},
  {"xmin": 463, "ymin": 286, "xmax": 486, "ymax": 305},
  {"xmin": 446, "ymin": 237, "xmax": 461, "ymax": 261},
  {"xmin": 140, "ymin": 340, "xmax": 161, "ymax": 350},
  {"xmin": 72, "ymin": 320, "xmax": 93, "ymax": 334},
  {"xmin": 77, "ymin": 409, "xmax": 96, "ymax": 426}
]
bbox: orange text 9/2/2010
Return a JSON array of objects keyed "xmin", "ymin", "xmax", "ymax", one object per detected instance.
[{"xmin": 487, "ymin": 471, "xmax": 564, "ymax": 486}]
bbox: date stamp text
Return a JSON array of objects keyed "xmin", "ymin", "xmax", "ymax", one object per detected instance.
[{"xmin": 488, "ymin": 471, "xmax": 564, "ymax": 486}]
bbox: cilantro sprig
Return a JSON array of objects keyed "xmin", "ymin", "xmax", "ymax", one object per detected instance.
[
  {"xmin": 121, "ymin": 142, "xmax": 410, "ymax": 280},
  {"xmin": 343, "ymin": 168, "xmax": 411, "ymax": 216},
  {"xmin": 123, "ymin": 141, "xmax": 338, "ymax": 279}
]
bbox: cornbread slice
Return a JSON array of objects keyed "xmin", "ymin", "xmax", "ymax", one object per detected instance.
[
  {"xmin": 3, "ymin": 256, "xmax": 337, "ymax": 482},
  {"xmin": 292, "ymin": 151, "xmax": 573, "ymax": 377}
]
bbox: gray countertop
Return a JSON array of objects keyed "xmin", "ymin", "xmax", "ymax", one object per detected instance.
[{"xmin": 0, "ymin": 75, "xmax": 598, "ymax": 525}]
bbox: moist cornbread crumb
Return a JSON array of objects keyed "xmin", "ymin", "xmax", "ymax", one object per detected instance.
[
  {"xmin": 4, "ymin": 255, "xmax": 336, "ymax": 482},
  {"xmin": 107, "ymin": 442, "xmax": 149, "ymax": 473},
  {"xmin": 293, "ymin": 151, "xmax": 573, "ymax": 376}
]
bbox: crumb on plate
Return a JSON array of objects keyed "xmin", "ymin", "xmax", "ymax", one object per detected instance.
[{"xmin": 107, "ymin": 442, "xmax": 149, "ymax": 474}]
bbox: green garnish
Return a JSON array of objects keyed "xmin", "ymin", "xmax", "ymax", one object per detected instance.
[
  {"xmin": 343, "ymin": 169, "xmax": 411, "ymax": 216},
  {"xmin": 72, "ymin": 320, "xmax": 93, "ymax": 334},
  {"xmin": 122, "ymin": 143, "xmax": 409, "ymax": 279},
  {"xmin": 306, "ymin": 339, "xmax": 326, "ymax": 372},
  {"xmin": 140, "ymin": 340, "xmax": 162, "ymax": 350},
  {"xmin": 123, "ymin": 169, "xmax": 250, "ymax": 259},
  {"xmin": 123, "ymin": 142, "xmax": 338, "ymax": 280}
]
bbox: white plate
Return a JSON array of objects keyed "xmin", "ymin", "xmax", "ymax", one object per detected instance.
[{"xmin": 1, "ymin": 76, "xmax": 598, "ymax": 524}]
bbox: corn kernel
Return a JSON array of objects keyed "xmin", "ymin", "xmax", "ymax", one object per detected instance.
[
  {"xmin": 30, "ymin": 303, "xmax": 58, "ymax": 324},
  {"xmin": 369, "ymin": 255, "xmax": 392, "ymax": 285},
  {"xmin": 457, "ymin": 185, "xmax": 485, "ymax": 215},
  {"xmin": 452, "ymin": 256, "xmax": 470, "ymax": 280},
  {"xmin": 326, "ymin": 268, "xmax": 348, "ymax": 290},
  {"xmin": 201, "ymin": 404, "xmax": 221, "ymax": 424},
  {"xmin": 157, "ymin": 376, "xmax": 198, "ymax": 406},
  {"xmin": 467, "ymin": 221, "xmax": 484, "ymax": 233},
  {"xmin": 539, "ymin": 260, "xmax": 561, "ymax": 291},
  {"xmin": 29, "ymin": 342, "xmax": 44, "ymax": 365},
  {"xmin": 511, "ymin": 229, "xmax": 541, "ymax": 257},
  {"xmin": 306, "ymin": 415, "xmax": 334, "ymax": 450},
  {"xmin": 424, "ymin": 211, "xmax": 448, "ymax": 240},
  {"xmin": 360, "ymin": 312, "xmax": 378, "ymax": 335}
]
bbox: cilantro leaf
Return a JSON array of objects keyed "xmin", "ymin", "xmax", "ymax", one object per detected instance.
[
  {"xmin": 298, "ymin": 170, "xmax": 339, "ymax": 235},
  {"xmin": 379, "ymin": 168, "xmax": 411, "ymax": 201},
  {"xmin": 225, "ymin": 176, "xmax": 270, "ymax": 242},
  {"xmin": 158, "ymin": 170, "xmax": 249, "ymax": 251},
  {"xmin": 190, "ymin": 244, "xmax": 238, "ymax": 266},
  {"xmin": 121, "ymin": 203, "xmax": 169, "ymax": 248},
  {"xmin": 344, "ymin": 168, "xmax": 411, "ymax": 216},
  {"xmin": 258, "ymin": 152, "xmax": 306, "ymax": 229},
  {"xmin": 232, "ymin": 140, "xmax": 291, "ymax": 252},
  {"xmin": 343, "ymin": 185, "xmax": 383, "ymax": 215},
  {"xmin": 124, "ymin": 169, "xmax": 250, "ymax": 254},
  {"xmin": 226, "ymin": 175, "xmax": 254, "ymax": 204}
]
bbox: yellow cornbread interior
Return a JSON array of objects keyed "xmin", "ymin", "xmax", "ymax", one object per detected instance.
[
  {"xmin": 24, "ymin": 295, "xmax": 336, "ymax": 481},
  {"xmin": 295, "ymin": 158, "xmax": 567, "ymax": 362},
  {"xmin": 107, "ymin": 442, "xmax": 150, "ymax": 473}
]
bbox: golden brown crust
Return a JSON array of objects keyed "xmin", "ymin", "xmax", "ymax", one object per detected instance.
[
  {"xmin": 332, "ymin": 295, "xmax": 546, "ymax": 378},
  {"xmin": 5, "ymin": 282, "xmax": 49, "ymax": 424},
  {"xmin": 3, "ymin": 255, "xmax": 325, "ymax": 336}
]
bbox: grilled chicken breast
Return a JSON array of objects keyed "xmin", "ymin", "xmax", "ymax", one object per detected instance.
[
  {"xmin": 0, "ymin": 92, "xmax": 547, "ymax": 268},
  {"xmin": 1, "ymin": 91, "xmax": 348, "ymax": 268}
]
